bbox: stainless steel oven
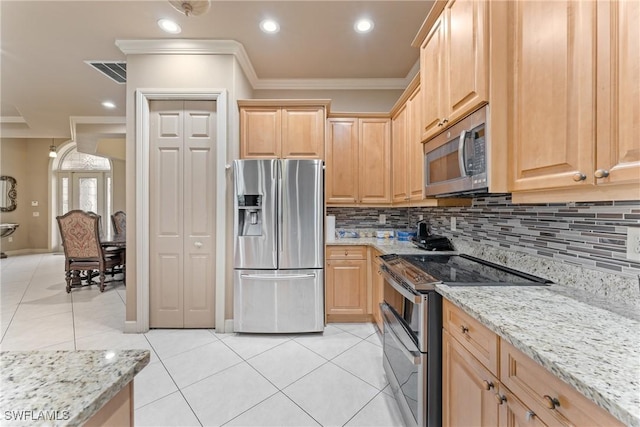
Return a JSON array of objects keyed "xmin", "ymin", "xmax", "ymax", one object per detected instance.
[
  {"xmin": 424, "ymin": 105, "xmax": 488, "ymax": 197},
  {"xmin": 380, "ymin": 258, "xmax": 441, "ymax": 427},
  {"xmin": 379, "ymin": 250, "xmax": 550, "ymax": 427}
]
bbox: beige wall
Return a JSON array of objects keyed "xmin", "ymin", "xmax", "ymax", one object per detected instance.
[
  {"xmin": 253, "ymin": 89, "xmax": 403, "ymax": 113},
  {"xmin": 0, "ymin": 138, "xmax": 127, "ymax": 254},
  {"xmin": 0, "ymin": 138, "xmax": 55, "ymax": 252}
]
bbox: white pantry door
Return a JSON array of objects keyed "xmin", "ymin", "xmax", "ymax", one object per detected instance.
[{"xmin": 149, "ymin": 100, "xmax": 217, "ymax": 328}]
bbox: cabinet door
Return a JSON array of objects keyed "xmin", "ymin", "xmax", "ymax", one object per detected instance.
[
  {"xmin": 445, "ymin": 0, "xmax": 488, "ymax": 125},
  {"xmin": 408, "ymin": 86, "xmax": 425, "ymax": 201},
  {"xmin": 359, "ymin": 118, "xmax": 391, "ymax": 203},
  {"xmin": 596, "ymin": 0, "xmax": 640, "ymax": 187},
  {"xmin": 443, "ymin": 330, "xmax": 500, "ymax": 427},
  {"xmin": 509, "ymin": 1, "xmax": 596, "ymax": 191},
  {"xmin": 392, "ymin": 104, "xmax": 409, "ymax": 203},
  {"xmin": 240, "ymin": 107, "xmax": 281, "ymax": 158},
  {"xmin": 326, "ymin": 258, "xmax": 367, "ymax": 316},
  {"xmin": 420, "ymin": 14, "xmax": 446, "ymax": 142},
  {"xmin": 282, "ymin": 107, "xmax": 325, "ymax": 159},
  {"xmin": 326, "ymin": 118, "xmax": 359, "ymax": 204}
]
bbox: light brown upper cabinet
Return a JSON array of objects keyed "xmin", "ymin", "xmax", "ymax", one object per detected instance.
[
  {"xmin": 326, "ymin": 116, "xmax": 391, "ymax": 205},
  {"xmin": 508, "ymin": 0, "xmax": 639, "ymax": 203},
  {"xmin": 239, "ymin": 100, "xmax": 329, "ymax": 159},
  {"xmin": 392, "ymin": 79, "xmax": 424, "ymax": 204},
  {"xmin": 419, "ymin": 0, "xmax": 489, "ymax": 142}
]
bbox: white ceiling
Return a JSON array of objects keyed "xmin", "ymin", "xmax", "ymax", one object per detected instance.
[{"xmin": 0, "ymin": 0, "xmax": 433, "ymax": 139}]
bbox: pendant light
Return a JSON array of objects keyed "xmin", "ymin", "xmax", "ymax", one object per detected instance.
[{"xmin": 49, "ymin": 139, "xmax": 57, "ymax": 158}]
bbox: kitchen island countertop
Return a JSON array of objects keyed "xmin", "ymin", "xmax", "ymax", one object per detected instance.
[
  {"xmin": 436, "ymin": 284, "xmax": 640, "ymax": 427},
  {"xmin": 0, "ymin": 349, "xmax": 150, "ymax": 426}
]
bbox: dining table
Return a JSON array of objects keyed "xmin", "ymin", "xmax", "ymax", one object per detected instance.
[{"xmin": 101, "ymin": 233, "xmax": 126, "ymax": 282}]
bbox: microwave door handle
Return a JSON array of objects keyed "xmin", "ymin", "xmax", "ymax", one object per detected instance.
[{"xmin": 458, "ymin": 130, "xmax": 470, "ymax": 177}]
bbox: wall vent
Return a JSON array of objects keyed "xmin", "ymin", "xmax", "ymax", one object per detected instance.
[{"xmin": 86, "ymin": 61, "xmax": 126, "ymax": 84}]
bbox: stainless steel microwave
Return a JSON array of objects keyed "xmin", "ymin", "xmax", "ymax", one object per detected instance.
[{"xmin": 424, "ymin": 105, "xmax": 488, "ymax": 197}]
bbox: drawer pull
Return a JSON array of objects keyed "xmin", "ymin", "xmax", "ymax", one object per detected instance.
[
  {"xmin": 526, "ymin": 411, "xmax": 536, "ymax": 421},
  {"xmin": 460, "ymin": 325, "xmax": 469, "ymax": 334},
  {"xmin": 494, "ymin": 393, "xmax": 506, "ymax": 405},
  {"xmin": 543, "ymin": 395, "xmax": 560, "ymax": 409},
  {"xmin": 482, "ymin": 380, "xmax": 494, "ymax": 391},
  {"xmin": 573, "ymin": 172, "xmax": 587, "ymax": 182}
]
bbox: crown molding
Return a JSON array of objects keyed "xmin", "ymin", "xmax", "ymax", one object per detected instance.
[
  {"xmin": 115, "ymin": 39, "xmax": 412, "ymax": 91},
  {"xmin": 69, "ymin": 116, "xmax": 126, "ymax": 142}
]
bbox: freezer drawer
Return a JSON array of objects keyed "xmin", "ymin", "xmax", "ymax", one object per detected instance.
[{"xmin": 234, "ymin": 269, "xmax": 325, "ymax": 333}]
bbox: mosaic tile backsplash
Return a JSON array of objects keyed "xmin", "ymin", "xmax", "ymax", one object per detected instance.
[{"xmin": 327, "ymin": 195, "xmax": 640, "ymax": 278}]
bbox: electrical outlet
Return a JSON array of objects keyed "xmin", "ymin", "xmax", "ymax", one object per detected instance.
[
  {"xmin": 418, "ymin": 214, "xmax": 424, "ymax": 221},
  {"xmin": 451, "ymin": 217, "xmax": 457, "ymax": 231},
  {"xmin": 627, "ymin": 228, "xmax": 640, "ymax": 261},
  {"xmin": 8, "ymin": 237, "xmax": 13, "ymax": 243},
  {"xmin": 32, "ymin": 212, "xmax": 39, "ymax": 217},
  {"xmin": 31, "ymin": 201, "xmax": 38, "ymax": 207},
  {"xmin": 379, "ymin": 214, "xmax": 386, "ymax": 225}
]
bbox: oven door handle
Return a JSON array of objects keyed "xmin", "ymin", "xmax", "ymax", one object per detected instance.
[
  {"xmin": 381, "ymin": 270, "xmax": 422, "ymax": 304},
  {"xmin": 381, "ymin": 304, "xmax": 421, "ymax": 366}
]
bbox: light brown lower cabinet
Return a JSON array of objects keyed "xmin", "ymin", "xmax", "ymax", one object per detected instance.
[
  {"xmin": 84, "ymin": 382, "xmax": 133, "ymax": 427},
  {"xmin": 443, "ymin": 299, "xmax": 624, "ymax": 427},
  {"xmin": 325, "ymin": 246, "xmax": 370, "ymax": 323},
  {"xmin": 443, "ymin": 329, "xmax": 500, "ymax": 426}
]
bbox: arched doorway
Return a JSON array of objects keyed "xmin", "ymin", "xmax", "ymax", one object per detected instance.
[{"xmin": 51, "ymin": 143, "xmax": 112, "ymax": 252}]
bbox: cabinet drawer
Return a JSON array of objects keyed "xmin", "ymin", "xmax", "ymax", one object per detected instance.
[
  {"xmin": 500, "ymin": 340, "xmax": 624, "ymax": 427},
  {"xmin": 443, "ymin": 299, "xmax": 499, "ymax": 376},
  {"xmin": 326, "ymin": 245, "xmax": 367, "ymax": 260}
]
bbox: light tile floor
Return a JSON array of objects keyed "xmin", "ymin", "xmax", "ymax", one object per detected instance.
[{"xmin": 1, "ymin": 253, "xmax": 404, "ymax": 426}]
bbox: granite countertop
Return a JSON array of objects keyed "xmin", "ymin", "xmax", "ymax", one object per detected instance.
[
  {"xmin": 436, "ymin": 284, "xmax": 640, "ymax": 427},
  {"xmin": 0, "ymin": 349, "xmax": 150, "ymax": 427},
  {"xmin": 326, "ymin": 237, "xmax": 445, "ymax": 255}
]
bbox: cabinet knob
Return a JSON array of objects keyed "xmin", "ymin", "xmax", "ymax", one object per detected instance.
[
  {"xmin": 437, "ymin": 121, "xmax": 444, "ymax": 127},
  {"xmin": 460, "ymin": 325, "xmax": 469, "ymax": 334},
  {"xmin": 526, "ymin": 411, "xmax": 536, "ymax": 422},
  {"xmin": 442, "ymin": 118, "xmax": 449, "ymax": 124},
  {"xmin": 482, "ymin": 380, "xmax": 494, "ymax": 391},
  {"xmin": 194, "ymin": 241, "xmax": 203, "ymax": 248},
  {"xmin": 543, "ymin": 395, "xmax": 560, "ymax": 410},
  {"xmin": 345, "ymin": 250, "xmax": 348, "ymax": 256},
  {"xmin": 572, "ymin": 172, "xmax": 587, "ymax": 182},
  {"xmin": 594, "ymin": 169, "xmax": 610, "ymax": 179},
  {"xmin": 494, "ymin": 393, "xmax": 506, "ymax": 405}
]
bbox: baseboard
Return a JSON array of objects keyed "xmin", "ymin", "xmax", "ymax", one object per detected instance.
[
  {"xmin": 4, "ymin": 249, "xmax": 51, "ymax": 256},
  {"xmin": 224, "ymin": 319, "xmax": 235, "ymax": 334},
  {"xmin": 124, "ymin": 320, "xmax": 147, "ymax": 334}
]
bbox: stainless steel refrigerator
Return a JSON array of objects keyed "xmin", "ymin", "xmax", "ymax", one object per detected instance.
[{"xmin": 233, "ymin": 159, "xmax": 324, "ymax": 333}]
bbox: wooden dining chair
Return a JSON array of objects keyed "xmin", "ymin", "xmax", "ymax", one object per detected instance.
[
  {"xmin": 57, "ymin": 210, "xmax": 123, "ymax": 293},
  {"xmin": 111, "ymin": 211, "xmax": 126, "ymax": 236}
]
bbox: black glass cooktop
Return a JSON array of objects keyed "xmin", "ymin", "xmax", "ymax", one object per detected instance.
[{"xmin": 380, "ymin": 253, "xmax": 551, "ymax": 290}]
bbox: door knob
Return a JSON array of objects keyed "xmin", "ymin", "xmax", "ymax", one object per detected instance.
[{"xmin": 194, "ymin": 241, "xmax": 203, "ymax": 248}]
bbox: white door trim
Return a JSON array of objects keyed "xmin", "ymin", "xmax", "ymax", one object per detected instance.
[{"xmin": 129, "ymin": 89, "xmax": 228, "ymax": 333}]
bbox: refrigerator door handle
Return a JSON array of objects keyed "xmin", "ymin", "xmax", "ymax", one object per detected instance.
[
  {"xmin": 240, "ymin": 273, "xmax": 317, "ymax": 280},
  {"xmin": 277, "ymin": 162, "xmax": 283, "ymax": 255}
]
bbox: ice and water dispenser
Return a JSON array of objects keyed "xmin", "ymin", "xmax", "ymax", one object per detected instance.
[{"xmin": 237, "ymin": 194, "xmax": 262, "ymax": 236}]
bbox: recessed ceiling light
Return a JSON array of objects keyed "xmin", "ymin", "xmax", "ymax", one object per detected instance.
[
  {"xmin": 158, "ymin": 18, "xmax": 182, "ymax": 34},
  {"xmin": 102, "ymin": 101, "xmax": 116, "ymax": 109},
  {"xmin": 260, "ymin": 19, "xmax": 280, "ymax": 34},
  {"xmin": 354, "ymin": 18, "xmax": 374, "ymax": 34}
]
